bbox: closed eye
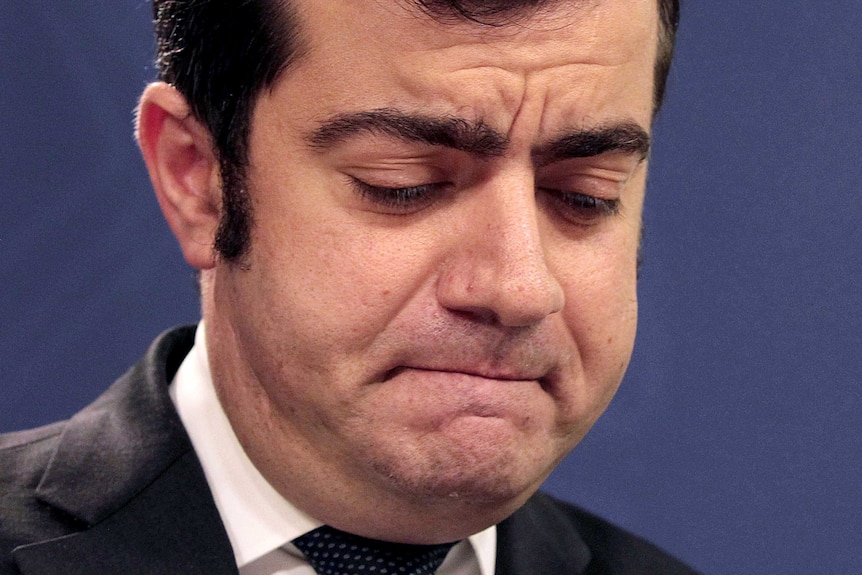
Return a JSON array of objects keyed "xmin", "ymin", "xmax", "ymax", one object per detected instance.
[
  {"xmin": 541, "ymin": 188, "xmax": 621, "ymax": 226},
  {"xmin": 348, "ymin": 176, "xmax": 448, "ymax": 214}
]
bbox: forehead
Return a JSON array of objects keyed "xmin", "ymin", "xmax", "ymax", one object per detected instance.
[{"xmin": 271, "ymin": 0, "xmax": 658, "ymax": 138}]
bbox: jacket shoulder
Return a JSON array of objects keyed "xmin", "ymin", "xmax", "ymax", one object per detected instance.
[
  {"xmin": 500, "ymin": 492, "xmax": 701, "ymax": 574},
  {"xmin": 1, "ymin": 421, "xmax": 65, "ymax": 510},
  {"xmin": 0, "ymin": 326, "xmax": 199, "ymax": 574},
  {"xmin": 0, "ymin": 422, "xmax": 83, "ymax": 573}
]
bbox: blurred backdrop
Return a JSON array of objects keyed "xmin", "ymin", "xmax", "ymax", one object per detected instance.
[{"xmin": 2, "ymin": 2, "xmax": 860, "ymax": 573}]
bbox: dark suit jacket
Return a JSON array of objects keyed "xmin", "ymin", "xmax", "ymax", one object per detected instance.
[{"xmin": 0, "ymin": 327, "xmax": 699, "ymax": 574}]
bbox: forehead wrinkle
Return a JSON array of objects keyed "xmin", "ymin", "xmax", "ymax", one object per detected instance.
[
  {"xmin": 365, "ymin": 1, "xmax": 641, "ymax": 84},
  {"xmin": 388, "ymin": 16, "xmax": 656, "ymax": 139},
  {"xmin": 427, "ymin": 1, "xmax": 650, "ymax": 71}
]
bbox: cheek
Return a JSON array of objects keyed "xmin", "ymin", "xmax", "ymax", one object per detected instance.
[
  {"xmin": 555, "ymin": 232, "xmax": 639, "ymax": 400},
  {"xmin": 247, "ymin": 208, "xmax": 440, "ymax": 362},
  {"xmin": 571, "ymin": 247, "xmax": 638, "ymax": 353},
  {"xmin": 563, "ymin": 277, "xmax": 636, "ymax": 375}
]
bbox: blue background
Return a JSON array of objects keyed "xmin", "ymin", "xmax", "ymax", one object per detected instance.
[{"xmin": 2, "ymin": 2, "xmax": 860, "ymax": 573}]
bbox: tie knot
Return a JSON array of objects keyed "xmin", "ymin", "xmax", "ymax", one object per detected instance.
[{"xmin": 293, "ymin": 525, "xmax": 457, "ymax": 575}]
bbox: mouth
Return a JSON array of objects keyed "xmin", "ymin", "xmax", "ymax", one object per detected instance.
[
  {"xmin": 383, "ymin": 365, "xmax": 546, "ymax": 384},
  {"xmin": 376, "ymin": 365, "xmax": 556, "ymax": 427}
]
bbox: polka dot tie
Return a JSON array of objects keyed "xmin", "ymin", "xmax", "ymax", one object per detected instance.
[{"xmin": 292, "ymin": 525, "xmax": 457, "ymax": 575}]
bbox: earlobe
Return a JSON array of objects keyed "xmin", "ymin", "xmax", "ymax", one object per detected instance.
[{"xmin": 136, "ymin": 82, "xmax": 221, "ymax": 270}]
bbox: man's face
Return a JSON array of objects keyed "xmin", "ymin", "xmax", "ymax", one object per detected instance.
[{"xmin": 205, "ymin": 0, "xmax": 658, "ymax": 542}]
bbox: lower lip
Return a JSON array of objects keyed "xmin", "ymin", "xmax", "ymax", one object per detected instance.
[
  {"xmin": 383, "ymin": 368, "xmax": 542, "ymax": 417},
  {"xmin": 386, "ymin": 367, "xmax": 537, "ymax": 386}
]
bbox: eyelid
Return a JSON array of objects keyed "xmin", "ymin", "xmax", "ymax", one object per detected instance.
[
  {"xmin": 537, "ymin": 175, "xmax": 627, "ymax": 204},
  {"xmin": 341, "ymin": 155, "xmax": 450, "ymax": 186},
  {"xmin": 538, "ymin": 153, "xmax": 642, "ymax": 183},
  {"xmin": 347, "ymin": 176, "xmax": 448, "ymax": 213},
  {"xmin": 577, "ymin": 166, "xmax": 635, "ymax": 184},
  {"xmin": 539, "ymin": 188, "xmax": 622, "ymax": 227}
]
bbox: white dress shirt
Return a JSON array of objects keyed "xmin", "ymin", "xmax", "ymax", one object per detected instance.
[{"xmin": 169, "ymin": 323, "xmax": 497, "ymax": 575}]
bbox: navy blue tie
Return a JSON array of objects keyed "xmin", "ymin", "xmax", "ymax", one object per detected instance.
[{"xmin": 293, "ymin": 525, "xmax": 457, "ymax": 575}]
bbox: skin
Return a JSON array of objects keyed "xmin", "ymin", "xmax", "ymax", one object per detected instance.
[{"xmin": 138, "ymin": 0, "xmax": 658, "ymax": 544}]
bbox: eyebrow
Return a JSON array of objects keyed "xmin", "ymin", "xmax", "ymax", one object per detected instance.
[
  {"xmin": 307, "ymin": 108, "xmax": 650, "ymax": 162},
  {"xmin": 307, "ymin": 108, "xmax": 508, "ymax": 157},
  {"xmin": 534, "ymin": 122, "xmax": 651, "ymax": 165}
]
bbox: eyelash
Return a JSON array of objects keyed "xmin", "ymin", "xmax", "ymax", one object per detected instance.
[
  {"xmin": 348, "ymin": 177, "xmax": 621, "ymax": 223},
  {"xmin": 543, "ymin": 189, "xmax": 621, "ymax": 223},
  {"xmin": 349, "ymin": 177, "xmax": 446, "ymax": 212}
]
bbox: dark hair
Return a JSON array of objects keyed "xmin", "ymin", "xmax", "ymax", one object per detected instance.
[{"xmin": 152, "ymin": 0, "xmax": 681, "ymax": 263}]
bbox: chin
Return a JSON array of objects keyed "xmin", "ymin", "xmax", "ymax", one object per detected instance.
[{"xmin": 366, "ymin": 417, "xmax": 559, "ymax": 508}]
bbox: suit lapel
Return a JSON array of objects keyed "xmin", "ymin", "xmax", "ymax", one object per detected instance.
[
  {"xmin": 13, "ymin": 451, "xmax": 237, "ymax": 575},
  {"xmin": 495, "ymin": 493, "xmax": 592, "ymax": 575},
  {"xmin": 11, "ymin": 327, "xmax": 238, "ymax": 574}
]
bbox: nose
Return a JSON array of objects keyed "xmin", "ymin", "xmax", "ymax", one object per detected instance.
[{"xmin": 436, "ymin": 173, "xmax": 565, "ymax": 327}]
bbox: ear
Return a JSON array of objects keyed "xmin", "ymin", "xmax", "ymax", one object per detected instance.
[{"xmin": 136, "ymin": 82, "xmax": 221, "ymax": 270}]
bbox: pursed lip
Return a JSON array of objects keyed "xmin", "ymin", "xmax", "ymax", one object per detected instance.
[
  {"xmin": 379, "ymin": 365, "xmax": 556, "ymax": 421},
  {"xmin": 383, "ymin": 364, "xmax": 548, "ymax": 384}
]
